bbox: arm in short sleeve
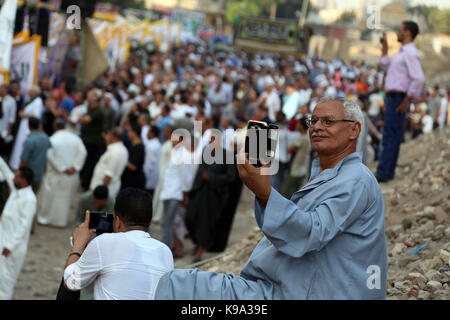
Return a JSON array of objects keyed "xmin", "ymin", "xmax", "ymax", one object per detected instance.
[
  {"xmin": 64, "ymin": 238, "xmax": 103, "ymax": 291},
  {"xmin": 20, "ymin": 139, "xmax": 34, "ymax": 163}
]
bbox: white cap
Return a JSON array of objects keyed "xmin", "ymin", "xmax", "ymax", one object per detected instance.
[
  {"xmin": 128, "ymin": 84, "xmax": 141, "ymax": 94},
  {"xmin": 264, "ymin": 76, "xmax": 275, "ymax": 87}
]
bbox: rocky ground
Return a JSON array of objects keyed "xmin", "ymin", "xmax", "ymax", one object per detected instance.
[
  {"xmin": 198, "ymin": 128, "xmax": 450, "ymax": 300},
  {"xmin": 13, "ymin": 128, "xmax": 450, "ymax": 300}
]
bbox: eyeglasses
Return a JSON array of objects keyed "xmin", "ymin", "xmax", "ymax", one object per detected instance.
[{"xmin": 306, "ymin": 116, "xmax": 355, "ymax": 128}]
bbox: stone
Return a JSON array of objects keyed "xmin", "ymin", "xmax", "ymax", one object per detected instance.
[
  {"xmin": 444, "ymin": 227, "xmax": 450, "ymax": 238},
  {"xmin": 402, "ymin": 218, "xmax": 413, "ymax": 230},
  {"xmin": 424, "ymin": 206, "xmax": 435, "ymax": 214},
  {"xmin": 424, "ymin": 270, "xmax": 441, "ymax": 282},
  {"xmin": 419, "ymin": 256, "xmax": 444, "ymax": 273},
  {"xmin": 410, "ymin": 233, "xmax": 422, "ymax": 242},
  {"xmin": 394, "ymin": 281, "xmax": 410, "ymax": 292},
  {"xmin": 398, "ymin": 257, "xmax": 411, "ymax": 268},
  {"xmin": 407, "ymin": 272, "xmax": 426, "ymax": 282},
  {"xmin": 403, "ymin": 240, "xmax": 415, "ymax": 247},
  {"xmin": 443, "ymin": 242, "xmax": 450, "ymax": 252},
  {"xmin": 426, "ymin": 280, "xmax": 443, "ymax": 290},
  {"xmin": 391, "ymin": 198, "xmax": 399, "ymax": 206},
  {"xmin": 439, "ymin": 249, "xmax": 450, "ymax": 264},
  {"xmin": 431, "ymin": 231, "xmax": 443, "ymax": 241},
  {"xmin": 416, "ymin": 220, "xmax": 435, "ymax": 233},
  {"xmin": 391, "ymin": 243, "xmax": 406, "ymax": 256},
  {"xmin": 386, "ymin": 288, "xmax": 402, "ymax": 296},
  {"xmin": 433, "ymin": 206, "xmax": 448, "ymax": 224},
  {"xmin": 431, "ymin": 290, "xmax": 450, "ymax": 300},
  {"xmin": 407, "ymin": 289, "xmax": 419, "ymax": 297},
  {"xmin": 417, "ymin": 290, "xmax": 431, "ymax": 300},
  {"xmin": 390, "ymin": 224, "xmax": 403, "ymax": 237},
  {"xmin": 431, "ymin": 183, "xmax": 441, "ymax": 192}
]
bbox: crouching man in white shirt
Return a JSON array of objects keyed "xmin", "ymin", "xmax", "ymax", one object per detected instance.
[{"xmin": 63, "ymin": 188, "xmax": 173, "ymax": 300}]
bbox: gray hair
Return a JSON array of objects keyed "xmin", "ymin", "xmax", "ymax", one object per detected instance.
[
  {"xmin": 317, "ymin": 96, "xmax": 364, "ymax": 126},
  {"xmin": 30, "ymin": 85, "xmax": 41, "ymax": 96}
]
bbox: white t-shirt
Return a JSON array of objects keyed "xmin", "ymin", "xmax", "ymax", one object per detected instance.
[
  {"xmin": 421, "ymin": 114, "xmax": 433, "ymax": 133},
  {"xmin": 368, "ymin": 93, "xmax": 382, "ymax": 117},
  {"xmin": 64, "ymin": 230, "xmax": 173, "ymax": 300}
]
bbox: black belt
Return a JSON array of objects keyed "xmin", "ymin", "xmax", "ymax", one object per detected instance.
[{"xmin": 386, "ymin": 91, "xmax": 406, "ymax": 97}]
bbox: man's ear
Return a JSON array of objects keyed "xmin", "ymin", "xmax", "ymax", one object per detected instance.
[
  {"xmin": 114, "ymin": 214, "xmax": 122, "ymax": 231},
  {"xmin": 349, "ymin": 122, "xmax": 361, "ymax": 141}
]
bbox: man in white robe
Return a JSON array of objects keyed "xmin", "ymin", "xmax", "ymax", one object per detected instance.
[
  {"xmin": 9, "ymin": 86, "xmax": 45, "ymax": 170},
  {"xmin": 143, "ymin": 125, "xmax": 161, "ymax": 194},
  {"xmin": 37, "ymin": 119, "xmax": 87, "ymax": 228},
  {"xmin": 152, "ymin": 125, "xmax": 173, "ymax": 223},
  {"xmin": 89, "ymin": 128, "xmax": 128, "ymax": 199},
  {"xmin": 0, "ymin": 157, "xmax": 36, "ymax": 300}
]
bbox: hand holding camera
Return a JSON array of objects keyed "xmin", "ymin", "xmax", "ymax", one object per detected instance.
[{"xmin": 72, "ymin": 210, "xmax": 96, "ymax": 251}]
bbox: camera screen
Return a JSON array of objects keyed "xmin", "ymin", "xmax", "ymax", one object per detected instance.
[
  {"xmin": 88, "ymin": 211, "xmax": 114, "ymax": 235},
  {"xmin": 245, "ymin": 121, "xmax": 279, "ymax": 167}
]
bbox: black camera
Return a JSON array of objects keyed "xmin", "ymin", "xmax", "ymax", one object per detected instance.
[
  {"xmin": 88, "ymin": 211, "xmax": 114, "ymax": 235},
  {"xmin": 244, "ymin": 120, "xmax": 279, "ymax": 168}
]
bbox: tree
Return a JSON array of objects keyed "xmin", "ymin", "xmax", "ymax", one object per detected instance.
[
  {"xmin": 336, "ymin": 11, "xmax": 356, "ymax": 24},
  {"xmin": 225, "ymin": 0, "xmax": 308, "ymax": 22},
  {"xmin": 409, "ymin": 5, "xmax": 450, "ymax": 34},
  {"xmin": 225, "ymin": 1, "xmax": 261, "ymax": 23},
  {"xmin": 427, "ymin": 8, "xmax": 450, "ymax": 34}
]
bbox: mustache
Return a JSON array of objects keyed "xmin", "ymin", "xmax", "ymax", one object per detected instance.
[{"xmin": 311, "ymin": 132, "xmax": 328, "ymax": 138}]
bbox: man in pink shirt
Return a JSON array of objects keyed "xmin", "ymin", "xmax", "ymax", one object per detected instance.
[{"xmin": 376, "ymin": 21, "xmax": 424, "ymax": 182}]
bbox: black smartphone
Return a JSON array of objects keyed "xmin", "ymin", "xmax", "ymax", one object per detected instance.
[
  {"xmin": 244, "ymin": 120, "xmax": 279, "ymax": 167},
  {"xmin": 88, "ymin": 211, "xmax": 114, "ymax": 235}
]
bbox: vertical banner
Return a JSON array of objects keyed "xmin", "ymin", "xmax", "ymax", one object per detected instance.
[
  {"xmin": 0, "ymin": 0, "xmax": 18, "ymax": 84},
  {"xmin": 10, "ymin": 35, "xmax": 42, "ymax": 95},
  {"xmin": 80, "ymin": 19, "xmax": 109, "ymax": 88}
]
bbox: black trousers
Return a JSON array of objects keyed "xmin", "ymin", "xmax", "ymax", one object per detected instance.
[{"xmin": 80, "ymin": 143, "xmax": 105, "ymax": 191}]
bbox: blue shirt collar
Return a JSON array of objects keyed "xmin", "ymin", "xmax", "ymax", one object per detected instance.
[{"xmin": 309, "ymin": 152, "xmax": 362, "ymax": 183}]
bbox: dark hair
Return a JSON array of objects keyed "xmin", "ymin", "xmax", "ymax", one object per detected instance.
[
  {"xmin": 130, "ymin": 122, "xmax": 142, "ymax": 137},
  {"xmin": 19, "ymin": 166, "xmax": 34, "ymax": 185},
  {"xmin": 402, "ymin": 21, "xmax": 419, "ymax": 40},
  {"xmin": 149, "ymin": 125, "xmax": 160, "ymax": 137},
  {"xmin": 127, "ymin": 112, "xmax": 138, "ymax": 126},
  {"xmin": 298, "ymin": 117, "xmax": 307, "ymax": 130},
  {"xmin": 93, "ymin": 185, "xmax": 109, "ymax": 200},
  {"xmin": 64, "ymin": 82, "xmax": 73, "ymax": 95},
  {"xmin": 163, "ymin": 105, "xmax": 171, "ymax": 114},
  {"xmin": 54, "ymin": 118, "xmax": 66, "ymax": 130},
  {"xmin": 114, "ymin": 188, "xmax": 153, "ymax": 227},
  {"xmin": 28, "ymin": 117, "xmax": 40, "ymax": 130}
]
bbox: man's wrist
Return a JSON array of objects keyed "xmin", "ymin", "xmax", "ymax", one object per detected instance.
[
  {"xmin": 256, "ymin": 186, "xmax": 272, "ymax": 207},
  {"xmin": 72, "ymin": 244, "xmax": 86, "ymax": 253}
]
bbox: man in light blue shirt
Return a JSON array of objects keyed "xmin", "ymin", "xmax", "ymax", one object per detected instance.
[{"xmin": 155, "ymin": 96, "xmax": 387, "ymax": 299}]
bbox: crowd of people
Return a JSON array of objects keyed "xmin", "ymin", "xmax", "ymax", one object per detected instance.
[{"xmin": 0, "ymin": 22, "xmax": 449, "ymax": 299}]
